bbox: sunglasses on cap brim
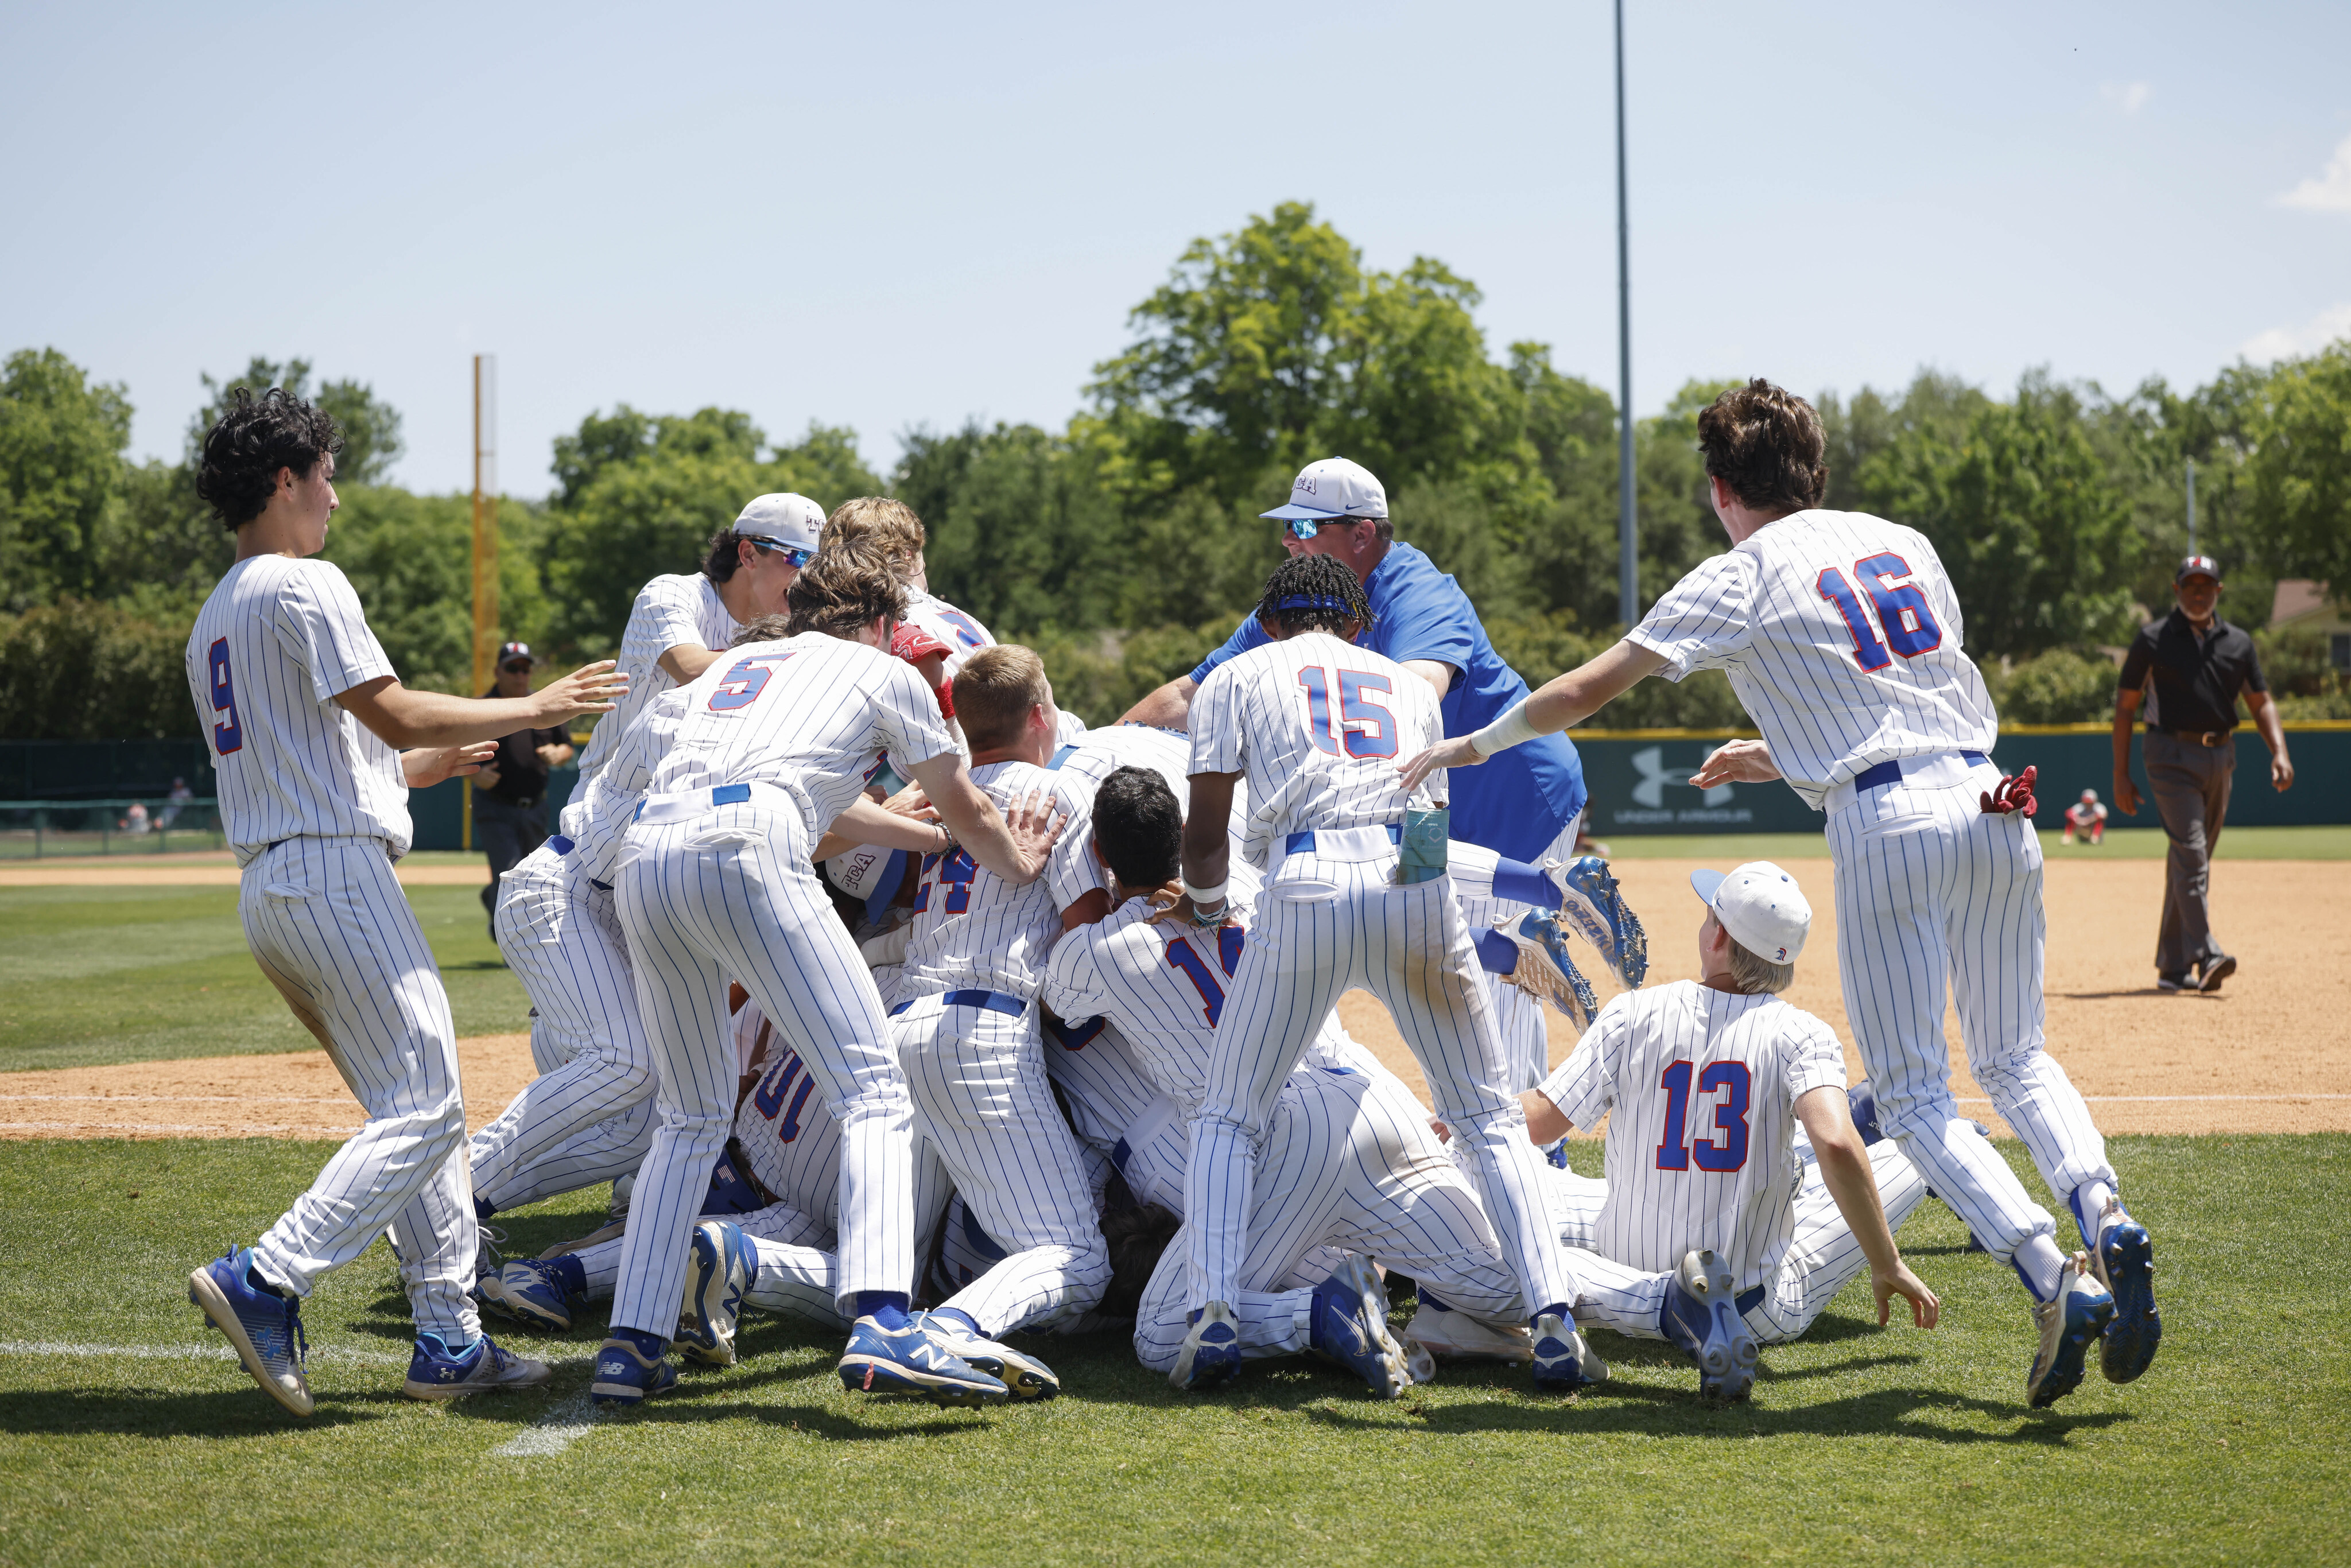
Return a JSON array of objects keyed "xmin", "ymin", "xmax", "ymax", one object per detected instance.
[{"xmin": 751, "ymin": 540, "xmax": 815, "ymax": 567}]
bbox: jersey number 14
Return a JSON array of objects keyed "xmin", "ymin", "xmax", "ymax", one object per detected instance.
[{"xmin": 1815, "ymin": 553, "xmax": 1943, "ymax": 672}]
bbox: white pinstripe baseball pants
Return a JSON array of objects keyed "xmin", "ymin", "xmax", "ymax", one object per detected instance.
[
  {"xmin": 239, "ymin": 837, "xmax": 478, "ymax": 1341},
  {"xmin": 612, "ymin": 801, "xmax": 915, "ymax": 1338},
  {"xmin": 470, "ymin": 855, "xmax": 657, "ymax": 1210},
  {"xmin": 1452, "ymin": 824, "xmax": 1578, "ymax": 1090},
  {"xmin": 1565, "ymin": 1141, "xmax": 1931, "ymax": 1344},
  {"xmin": 1142, "ymin": 1066, "xmax": 1526, "ymax": 1371},
  {"xmin": 1186, "ymin": 853, "xmax": 1578, "ymax": 1320},
  {"xmin": 894, "ymin": 997, "xmax": 1110, "ymax": 1336},
  {"xmin": 568, "ymin": 1195, "xmax": 849, "ymax": 1328},
  {"xmin": 1826, "ymin": 772, "xmax": 2113, "ymax": 1263}
]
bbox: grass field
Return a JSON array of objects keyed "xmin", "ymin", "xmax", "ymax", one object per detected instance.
[
  {"xmin": 1597, "ymin": 824, "xmax": 2351, "ymax": 862},
  {"xmin": 0, "ymin": 1134, "xmax": 2343, "ymax": 1565},
  {"xmin": 0, "ymin": 884, "xmax": 528, "ymax": 1073}
]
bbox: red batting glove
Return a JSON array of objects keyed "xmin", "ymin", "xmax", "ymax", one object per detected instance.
[
  {"xmin": 889, "ymin": 623, "xmax": 953, "ymax": 666},
  {"xmin": 1980, "ymin": 764, "xmax": 2038, "ymax": 817}
]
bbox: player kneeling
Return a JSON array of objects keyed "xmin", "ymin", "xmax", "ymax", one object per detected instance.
[{"xmin": 1523, "ymin": 864, "xmax": 1939, "ymax": 1404}]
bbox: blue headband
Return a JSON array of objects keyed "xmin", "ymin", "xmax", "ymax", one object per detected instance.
[{"xmin": 1274, "ymin": 593, "xmax": 1356, "ymax": 615}]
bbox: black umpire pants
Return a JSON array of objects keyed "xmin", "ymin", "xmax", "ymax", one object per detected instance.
[
  {"xmin": 2143, "ymin": 729, "xmax": 2234, "ymax": 977},
  {"xmin": 476, "ymin": 792, "xmax": 549, "ymax": 926}
]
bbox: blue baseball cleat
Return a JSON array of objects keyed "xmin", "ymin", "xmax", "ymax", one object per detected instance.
[
  {"xmin": 677, "ymin": 1219, "xmax": 756, "ymax": 1368},
  {"xmin": 2026, "ymin": 1253, "xmax": 2116, "ymax": 1408},
  {"xmin": 699, "ymin": 1146, "xmax": 765, "ymax": 1217},
  {"xmin": 1660, "ymin": 1249, "xmax": 1759, "ymax": 1404},
  {"xmin": 1308, "ymin": 1255, "xmax": 1410, "ymax": 1399},
  {"xmin": 188, "ymin": 1247, "xmax": 312, "ymax": 1417},
  {"xmin": 2088, "ymin": 1202, "xmax": 2161, "ymax": 1384},
  {"xmin": 479, "ymin": 1258, "xmax": 580, "ymax": 1333},
  {"xmin": 1499, "ymin": 911, "xmax": 1601, "ymax": 1030},
  {"xmin": 1551, "ymin": 855, "xmax": 1648, "ymax": 989},
  {"xmin": 1170, "ymin": 1301, "xmax": 1244, "ymax": 1392},
  {"xmin": 1530, "ymin": 1310, "xmax": 1608, "ymax": 1392},
  {"xmin": 404, "ymin": 1333, "xmax": 550, "ymax": 1400},
  {"xmin": 837, "ymin": 1315, "xmax": 1008, "ymax": 1406},
  {"xmin": 591, "ymin": 1336, "xmax": 678, "ymax": 1407},
  {"xmin": 919, "ymin": 1313, "xmax": 1062, "ymax": 1399}
]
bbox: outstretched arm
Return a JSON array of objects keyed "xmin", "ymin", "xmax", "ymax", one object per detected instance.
[
  {"xmin": 336, "ymin": 662, "xmax": 625, "ymax": 751},
  {"xmin": 1120, "ymin": 676, "xmax": 1198, "ymax": 729},
  {"xmin": 903, "ymin": 752, "xmax": 1062, "ymax": 886},
  {"xmin": 1794, "ymin": 1086, "xmax": 1938, "ymax": 1329},
  {"xmin": 1398, "ymin": 641, "xmax": 1667, "ymax": 790}
]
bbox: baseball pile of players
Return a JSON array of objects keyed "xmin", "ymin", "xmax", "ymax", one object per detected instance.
[{"xmin": 180, "ymin": 378, "xmax": 2160, "ymax": 1422}]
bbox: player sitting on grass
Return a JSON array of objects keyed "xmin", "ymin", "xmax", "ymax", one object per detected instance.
[{"xmin": 1510, "ymin": 863, "xmax": 1938, "ymax": 1404}]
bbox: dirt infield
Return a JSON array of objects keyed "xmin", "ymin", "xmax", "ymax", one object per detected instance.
[
  {"xmin": 1, "ymin": 856, "xmax": 2342, "ymax": 1140},
  {"xmin": 0, "ymin": 855, "xmax": 487, "ymax": 888}
]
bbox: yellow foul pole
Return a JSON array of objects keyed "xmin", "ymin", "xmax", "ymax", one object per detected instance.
[{"xmin": 464, "ymin": 354, "xmax": 499, "ymax": 851}]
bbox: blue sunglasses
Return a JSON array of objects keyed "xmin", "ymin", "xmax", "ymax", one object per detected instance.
[
  {"xmin": 1282, "ymin": 515, "xmax": 1368, "ymax": 541},
  {"xmin": 752, "ymin": 540, "xmax": 815, "ymax": 568}
]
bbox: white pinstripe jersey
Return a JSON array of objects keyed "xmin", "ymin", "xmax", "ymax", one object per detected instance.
[
  {"xmin": 1538, "ymin": 981, "xmax": 1846, "ymax": 1292},
  {"xmin": 1626, "ymin": 510, "xmax": 1997, "ymax": 809},
  {"xmin": 575, "ymin": 572, "xmax": 741, "ymax": 782},
  {"xmin": 644, "ymin": 632, "xmax": 955, "ymax": 844},
  {"xmin": 185, "ymin": 556, "xmax": 408, "ymax": 865},
  {"xmin": 905, "ymin": 587, "xmax": 996, "ymax": 680},
  {"xmin": 558, "ymin": 689, "xmax": 688, "ymax": 886},
  {"xmin": 1188, "ymin": 631, "xmax": 1443, "ymax": 850},
  {"xmin": 1044, "ymin": 723, "xmax": 1194, "ymax": 910},
  {"xmin": 1041, "ymin": 1008, "xmax": 1167, "ymax": 1161},
  {"xmin": 731, "ymin": 1004, "xmax": 843, "ymax": 1233},
  {"xmin": 894, "ymin": 758, "xmax": 1081, "ymax": 1003}
]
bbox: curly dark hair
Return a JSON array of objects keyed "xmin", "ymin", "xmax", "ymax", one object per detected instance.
[
  {"xmin": 195, "ymin": 387, "xmax": 343, "ymax": 529},
  {"xmin": 783, "ymin": 538, "xmax": 907, "ymax": 640},
  {"xmin": 730, "ymin": 613, "xmax": 793, "ymax": 647},
  {"xmin": 1092, "ymin": 766, "xmax": 1183, "ymax": 891},
  {"xmin": 1255, "ymin": 552, "xmax": 1373, "ymax": 639},
  {"xmin": 1695, "ymin": 378, "xmax": 1829, "ymax": 517},
  {"xmin": 701, "ymin": 529, "xmax": 752, "ymax": 583},
  {"xmin": 1098, "ymin": 1194, "xmax": 1181, "ymax": 1318}
]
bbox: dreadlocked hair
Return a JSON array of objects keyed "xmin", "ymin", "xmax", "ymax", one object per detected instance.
[{"xmin": 1255, "ymin": 552, "xmax": 1373, "ymax": 638}]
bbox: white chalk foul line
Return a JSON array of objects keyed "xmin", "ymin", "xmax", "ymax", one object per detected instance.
[
  {"xmin": 0, "ymin": 1094, "xmax": 357, "ymax": 1105},
  {"xmin": 493, "ymin": 1385, "xmax": 598, "ymax": 1457},
  {"xmin": 0, "ymin": 1339, "xmax": 409, "ymax": 1366},
  {"xmin": 1956, "ymin": 1095, "xmax": 2351, "ymax": 1104}
]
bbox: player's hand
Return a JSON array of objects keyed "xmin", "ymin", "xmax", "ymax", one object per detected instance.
[
  {"xmin": 1689, "ymin": 738, "xmax": 1780, "ymax": 788},
  {"xmin": 530, "ymin": 660, "xmax": 628, "ymax": 721},
  {"xmin": 1002, "ymin": 788, "xmax": 1065, "ymax": 879},
  {"xmin": 884, "ymin": 780, "xmax": 938, "ymax": 824},
  {"xmin": 1146, "ymin": 884, "xmax": 1237, "ymax": 929},
  {"xmin": 404, "ymin": 741, "xmax": 498, "ymax": 789},
  {"xmin": 1427, "ymin": 1116, "xmax": 1452, "ymax": 1145},
  {"xmin": 1872, "ymin": 1260, "xmax": 1939, "ymax": 1329},
  {"xmin": 2112, "ymin": 771, "xmax": 2141, "ymax": 816},
  {"xmin": 1397, "ymin": 735, "xmax": 1480, "ymax": 792},
  {"xmin": 2272, "ymin": 753, "xmax": 2295, "ymax": 792}
]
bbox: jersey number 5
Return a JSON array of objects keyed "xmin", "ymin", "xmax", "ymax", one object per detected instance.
[
  {"xmin": 1295, "ymin": 669, "xmax": 1398, "ymax": 759},
  {"xmin": 708, "ymin": 651, "xmax": 799, "ymax": 711},
  {"xmin": 207, "ymin": 639, "xmax": 244, "ymax": 755},
  {"xmin": 1816, "ymin": 553, "xmax": 1942, "ymax": 672},
  {"xmin": 1654, "ymin": 1059, "xmax": 1751, "ymax": 1173}
]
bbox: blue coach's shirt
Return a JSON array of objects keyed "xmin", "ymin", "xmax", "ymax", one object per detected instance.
[{"xmin": 1189, "ymin": 542, "xmax": 1587, "ymax": 860}]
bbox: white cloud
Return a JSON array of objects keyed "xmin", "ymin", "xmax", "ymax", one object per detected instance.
[
  {"xmin": 2100, "ymin": 80, "xmax": 2152, "ymax": 115},
  {"xmin": 2279, "ymin": 133, "xmax": 2351, "ymax": 213},
  {"xmin": 2241, "ymin": 301, "xmax": 2351, "ymax": 363}
]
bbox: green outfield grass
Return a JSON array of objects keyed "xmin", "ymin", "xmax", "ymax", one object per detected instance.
[
  {"xmin": 0, "ymin": 885, "xmax": 530, "ymax": 1073},
  {"xmin": 0, "ymin": 1134, "xmax": 2341, "ymax": 1565},
  {"xmin": 1599, "ymin": 824, "xmax": 2351, "ymax": 862}
]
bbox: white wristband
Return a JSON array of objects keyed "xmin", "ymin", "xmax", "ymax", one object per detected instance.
[
  {"xmin": 1469, "ymin": 698, "xmax": 1543, "ymax": 758},
  {"xmin": 1182, "ymin": 878, "xmax": 1229, "ymax": 906}
]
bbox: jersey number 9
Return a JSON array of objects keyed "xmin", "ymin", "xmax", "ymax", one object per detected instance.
[{"xmin": 207, "ymin": 639, "xmax": 244, "ymax": 756}]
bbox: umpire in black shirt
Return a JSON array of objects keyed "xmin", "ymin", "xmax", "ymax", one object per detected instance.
[
  {"xmin": 2112, "ymin": 556, "xmax": 2295, "ymax": 993},
  {"xmin": 474, "ymin": 641, "xmax": 575, "ymax": 933}
]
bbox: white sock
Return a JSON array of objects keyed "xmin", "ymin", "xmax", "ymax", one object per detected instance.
[
  {"xmin": 2073, "ymin": 1180, "xmax": 2117, "ymax": 1247},
  {"xmin": 2014, "ymin": 1233, "xmax": 2067, "ymax": 1302}
]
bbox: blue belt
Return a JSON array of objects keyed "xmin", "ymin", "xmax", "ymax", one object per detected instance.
[
  {"xmin": 1110, "ymin": 1136, "xmax": 1132, "ymax": 1175},
  {"xmin": 633, "ymin": 782, "xmax": 754, "ymax": 822},
  {"xmin": 890, "ymin": 988, "xmax": 1026, "ymax": 1018},
  {"xmin": 548, "ymin": 834, "xmax": 575, "ymax": 855},
  {"xmin": 1850, "ymin": 750, "xmax": 1988, "ymax": 793},
  {"xmin": 589, "ymin": 879, "xmax": 612, "ymax": 892},
  {"xmin": 1283, "ymin": 824, "xmax": 1403, "ymax": 855},
  {"xmin": 1736, "ymin": 1284, "xmax": 1764, "ymax": 1317}
]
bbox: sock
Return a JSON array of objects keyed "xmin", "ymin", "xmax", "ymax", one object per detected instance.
[
  {"xmin": 474, "ymin": 1196, "xmax": 498, "ymax": 1221},
  {"xmin": 1475, "ymin": 928, "xmax": 1521, "ymax": 977},
  {"xmin": 245, "ymin": 1262, "xmax": 289, "ymax": 1301},
  {"xmin": 2012, "ymin": 1234, "xmax": 2067, "ymax": 1303},
  {"xmin": 611, "ymin": 1326, "xmax": 667, "ymax": 1359},
  {"xmin": 1492, "ymin": 858, "xmax": 1564, "ymax": 911},
  {"xmin": 2069, "ymin": 1181, "xmax": 2117, "ymax": 1248},
  {"xmin": 549, "ymin": 1255, "xmax": 588, "ymax": 1298},
  {"xmin": 1532, "ymin": 1301, "xmax": 1570, "ymax": 1328},
  {"xmin": 1419, "ymin": 1288, "xmax": 1454, "ymax": 1313},
  {"xmin": 853, "ymin": 1291, "xmax": 911, "ymax": 1330},
  {"xmin": 929, "ymin": 1306, "xmax": 982, "ymax": 1339}
]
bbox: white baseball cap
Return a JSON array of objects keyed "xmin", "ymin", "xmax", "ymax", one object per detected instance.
[
  {"xmin": 1689, "ymin": 860, "xmax": 1811, "ymax": 965},
  {"xmin": 1261, "ymin": 457, "xmax": 1388, "ymax": 521},
  {"xmin": 734, "ymin": 492, "xmax": 825, "ymax": 552}
]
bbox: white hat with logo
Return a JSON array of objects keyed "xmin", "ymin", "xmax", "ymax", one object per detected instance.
[
  {"xmin": 1689, "ymin": 860, "xmax": 1811, "ymax": 965},
  {"xmin": 1261, "ymin": 457, "xmax": 1389, "ymax": 521},
  {"xmin": 734, "ymin": 492, "xmax": 825, "ymax": 551}
]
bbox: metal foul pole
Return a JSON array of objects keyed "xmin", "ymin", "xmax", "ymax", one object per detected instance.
[
  {"xmin": 1615, "ymin": 0, "xmax": 1638, "ymax": 629},
  {"xmin": 2185, "ymin": 457, "xmax": 2197, "ymax": 556},
  {"xmin": 464, "ymin": 354, "xmax": 499, "ymax": 852}
]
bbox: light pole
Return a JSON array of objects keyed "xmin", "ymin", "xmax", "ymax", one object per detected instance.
[{"xmin": 1615, "ymin": 0, "xmax": 1638, "ymax": 630}]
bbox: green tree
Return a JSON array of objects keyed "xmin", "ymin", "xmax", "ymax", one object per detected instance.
[
  {"xmin": 0, "ymin": 600, "xmax": 199, "ymax": 739},
  {"xmin": 319, "ymin": 488, "xmax": 552, "ymax": 693},
  {"xmin": 2245, "ymin": 339, "xmax": 2351, "ymax": 593},
  {"xmin": 0, "ymin": 348, "xmax": 133, "ymax": 611},
  {"xmin": 189, "ymin": 356, "xmax": 406, "ymax": 485}
]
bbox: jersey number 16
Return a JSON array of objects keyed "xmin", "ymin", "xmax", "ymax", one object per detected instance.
[{"xmin": 1816, "ymin": 553, "xmax": 1943, "ymax": 672}]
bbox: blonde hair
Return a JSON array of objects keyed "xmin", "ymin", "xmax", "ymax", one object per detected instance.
[
  {"xmin": 824, "ymin": 497, "xmax": 927, "ymax": 581},
  {"xmin": 952, "ymin": 645, "xmax": 1049, "ymax": 752},
  {"xmin": 783, "ymin": 540, "xmax": 907, "ymax": 640},
  {"xmin": 1728, "ymin": 937, "xmax": 1795, "ymax": 996}
]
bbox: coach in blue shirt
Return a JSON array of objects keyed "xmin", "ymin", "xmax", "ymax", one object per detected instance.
[{"xmin": 1123, "ymin": 457, "xmax": 1587, "ymax": 863}]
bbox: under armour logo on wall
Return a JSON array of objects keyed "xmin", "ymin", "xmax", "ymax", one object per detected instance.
[{"xmin": 1631, "ymin": 746, "xmax": 1733, "ymax": 809}]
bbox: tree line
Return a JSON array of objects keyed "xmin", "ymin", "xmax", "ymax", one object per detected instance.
[{"xmin": 3, "ymin": 200, "xmax": 2346, "ymax": 742}]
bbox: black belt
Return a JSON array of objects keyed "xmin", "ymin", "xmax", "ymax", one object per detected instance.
[
  {"xmin": 1850, "ymin": 750, "xmax": 1988, "ymax": 793},
  {"xmin": 2149, "ymin": 724, "xmax": 2232, "ymax": 748}
]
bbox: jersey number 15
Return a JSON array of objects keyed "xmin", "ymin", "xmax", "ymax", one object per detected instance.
[
  {"xmin": 1296, "ymin": 668, "xmax": 1397, "ymax": 759},
  {"xmin": 1816, "ymin": 553, "xmax": 1942, "ymax": 672}
]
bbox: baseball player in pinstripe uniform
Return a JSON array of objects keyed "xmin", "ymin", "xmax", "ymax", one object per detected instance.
[
  {"xmin": 1173, "ymin": 554, "xmax": 1599, "ymax": 1393},
  {"xmin": 879, "ymin": 646, "xmax": 1112, "ymax": 1398},
  {"xmin": 1402, "ymin": 379, "xmax": 2154, "ymax": 1408},
  {"xmin": 180, "ymin": 388, "xmax": 624, "ymax": 1415},
  {"xmin": 1513, "ymin": 863, "xmax": 1938, "ymax": 1403},
  {"xmin": 572, "ymin": 492, "xmax": 822, "ymax": 784},
  {"xmin": 591, "ymin": 546, "xmax": 1062, "ymax": 1408}
]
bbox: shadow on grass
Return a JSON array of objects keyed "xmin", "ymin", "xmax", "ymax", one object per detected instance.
[{"xmin": 0, "ymin": 1386, "xmax": 397, "ymax": 1437}]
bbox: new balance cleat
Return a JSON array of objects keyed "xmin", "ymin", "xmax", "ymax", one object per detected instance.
[
  {"xmin": 1551, "ymin": 854, "xmax": 1648, "ymax": 988},
  {"xmin": 2088, "ymin": 1202, "xmax": 2161, "ymax": 1384},
  {"xmin": 479, "ymin": 1258, "xmax": 579, "ymax": 1333},
  {"xmin": 918, "ymin": 1314, "xmax": 1061, "ymax": 1399},
  {"xmin": 837, "ymin": 1315, "xmax": 1008, "ymax": 1406},
  {"xmin": 474, "ymin": 1222, "xmax": 510, "ymax": 1283},
  {"xmin": 1170, "ymin": 1301, "xmax": 1244, "ymax": 1392},
  {"xmin": 188, "ymin": 1247, "xmax": 312, "ymax": 1418},
  {"xmin": 1307, "ymin": 1256, "xmax": 1410, "ymax": 1399},
  {"xmin": 1403, "ymin": 1299, "xmax": 1535, "ymax": 1364},
  {"xmin": 676, "ymin": 1219, "xmax": 755, "ymax": 1368},
  {"xmin": 1530, "ymin": 1311, "xmax": 1608, "ymax": 1391},
  {"xmin": 1498, "ymin": 911, "xmax": 1601, "ymax": 1030},
  {"xmin": 1660, "ymin": 1248, "xmax": 1759, "ymax": 1404},
  {"xmin": 2026, "ymin": 1252, "xmax": 2116, "ymax": 1409},
  {"xmin": 591, "ymin": 1336, "xmax": 678, "ymax": 1407},
  {"xmin": 404, "ymin": 1333, "xmax": 550, "ymax": 1400}
]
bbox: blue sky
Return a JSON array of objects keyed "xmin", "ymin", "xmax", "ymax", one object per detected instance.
[{"xmin": 3, "ymin": 0, "xmax": 2346, "ymax": 497}]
